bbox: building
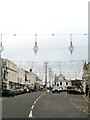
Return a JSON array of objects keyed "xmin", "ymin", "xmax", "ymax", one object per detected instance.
[
  {"xmin": 82, "ymin": 62, "xmax": 90, "ymax": 93},
  {"xmin": 2, "ymin": 58, "xmax": 39, "ymax": 90},
  {"xmin": 17, "ymin": 68, "xmax": 25, "ymax": 87},
  {"xmin": 2, "ymin": 59, "xmax": 17, "ymax": 89},
  {"xmin": 54, "ymin": 73, "xmax": 71, "ymax": 90},
  {"xmin": 71, "ymin": 79, "xmax": 83, "ymax": 88},
  {"xmin": 36, "ymin": 77, "xmax": 43, "ymax": 89},
  {"xmin": 25, "ymin": 69, "xmax": 37, "ymax": 87}
]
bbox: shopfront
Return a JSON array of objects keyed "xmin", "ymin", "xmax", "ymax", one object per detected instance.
[{"xmin": 9, "ymin": 81, "xmax": 16, "ymax": 89}]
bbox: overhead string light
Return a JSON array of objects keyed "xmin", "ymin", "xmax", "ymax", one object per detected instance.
[
  {"xmin": 68, "ymin": 34, "xmax": 74, "ymax": 55},
  {"xmin": 33, "ymin": 34, "xmax": 39, "ymax": 54}
]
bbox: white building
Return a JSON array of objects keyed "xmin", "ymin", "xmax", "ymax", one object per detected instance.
[
  {"xmin": 2, "ymin": 59, "xmax": 17, "ymax": 89},
  {"xmin": 17, "ymin": 68, "xmax": 25, "ymax": 87},
  {"xmin": 54, "ymin": 73, "xmax": 71, "ymax": 90}
]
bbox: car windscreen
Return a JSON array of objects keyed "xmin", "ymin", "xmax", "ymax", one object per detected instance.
[{"xmin": 67, "ymin": 86, "xmax": 76, "ymax": 89}]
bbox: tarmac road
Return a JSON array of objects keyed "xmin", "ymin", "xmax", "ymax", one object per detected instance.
[{"xmin": 2, "ymin": 91, "xmax": 89, "ymax": 119}]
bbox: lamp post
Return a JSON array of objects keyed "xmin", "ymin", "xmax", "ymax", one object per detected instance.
[
  {"xmin": 0, "ymin": 34, "xmax": 4, "ymax": 91},
  {"xmin": 49, "ymin": 68, "xmax": 52, "ymax": 88}
]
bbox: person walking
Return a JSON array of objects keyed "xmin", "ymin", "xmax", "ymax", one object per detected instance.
[{"xmin": 86, "ymin": 85, "xmax": 89, "ymax": 96}]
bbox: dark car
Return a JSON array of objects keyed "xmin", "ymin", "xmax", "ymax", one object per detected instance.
[
  {"xmin": 67, "ymin": 86, "xmax": 76, "ymax": 93},
  {"xmin": 67, "ymin": 86, "xmax": 84, "ymax": 94},
  {"xmin": 2, "ymin": 89, "xmax": 15, "ymax": 97},
  {"xmin": 75, "ymin": 88, "xmax": 84, "ymax": 94},
  {"xmin": 14, "ymin": 88, "xmax": 21, "ymax": 95}
]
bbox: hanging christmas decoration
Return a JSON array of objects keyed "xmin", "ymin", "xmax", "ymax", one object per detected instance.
[
  {"xmin": 33, "ymin": 34, "xmax": 39, "ymax": 54},
  {"xmin": 68, "ymin": 34, "xmax": 74, "ymax": 54}
]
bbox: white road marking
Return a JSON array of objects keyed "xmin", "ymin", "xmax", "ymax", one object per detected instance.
[
  {"xmin": 38, "ymin": 96, "xmax": 41, "ymax": 99},
  {"xmin": 29, "ymin": 110, "xmax": 33, "ymax": 118},
  {"xmin": 29, "ymin": 93, "xmax": 46, "ymax": 118},
  {"xmin": 34, "ymin": 101, "xmax": 37, "ymax": 104},
  {"xmin": 36, "ymin": 99, "xmax": 39, "ymax": 102},
  {"xmin": 31, "ymin": 105, "xmax": 34, "ymax": 110}
]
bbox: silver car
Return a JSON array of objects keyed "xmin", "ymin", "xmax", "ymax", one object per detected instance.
[{"xmin": 52, "ymin": 86, "xmax": 61, "ymax": 93}]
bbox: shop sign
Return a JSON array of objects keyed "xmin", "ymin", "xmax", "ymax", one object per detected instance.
[{"xmin": 3, "ymin": 79, "xmax": 8, "ymax": 82}]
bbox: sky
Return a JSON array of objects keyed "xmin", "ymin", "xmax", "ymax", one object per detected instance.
[{"xmin": 0, "ymin": 0, "xmax": 89, "ymax": 80}]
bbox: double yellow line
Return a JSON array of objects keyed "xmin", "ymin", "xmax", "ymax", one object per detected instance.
[{"xmin": 82, "ymin": 95, "xmax": 90, "ymax": 103}]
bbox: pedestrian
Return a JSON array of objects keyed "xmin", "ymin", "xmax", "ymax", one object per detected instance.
[{"xmin": 86, "ymin": 85, "xmax": 89, "ymax": 96}]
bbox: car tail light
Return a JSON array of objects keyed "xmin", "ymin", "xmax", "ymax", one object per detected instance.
[
  {"xmin": 77, "ymin": 90, "xmax": 81, "ymax": 93},
  {"xmin": 18, "ymin": 90, "xmax": 20, "ymax": 93},
  {"xmin": 10, "ymin": 91, "xmax": 12, "ymax": 93}
]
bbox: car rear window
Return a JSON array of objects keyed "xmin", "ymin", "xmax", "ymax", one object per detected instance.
[{"xmin": 3, "ymin": 90, "xmax": 9, "ymax": 92}]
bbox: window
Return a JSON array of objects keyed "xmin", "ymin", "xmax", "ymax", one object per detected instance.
[
  {"xmin": 66, "ymin": 82, "xmax": 68, "ymax": 85},
  {"xmin": 60, "ymin": 82, "xmax": 62, "ymax": 85}
]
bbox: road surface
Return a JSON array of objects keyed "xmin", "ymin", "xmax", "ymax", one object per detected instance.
[{"xmin": 1, "ymin": 91, "xmax": 89, "ymax": 118}]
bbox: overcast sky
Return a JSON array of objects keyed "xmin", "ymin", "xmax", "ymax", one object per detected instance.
[{"xmin": 0, "ymin": 0, "xmax": 89, "ymax": 79}]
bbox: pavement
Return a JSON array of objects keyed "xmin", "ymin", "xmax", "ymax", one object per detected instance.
[{"xmin": 1, "ymin": 91, "xmax": 90, "ymax": 119}]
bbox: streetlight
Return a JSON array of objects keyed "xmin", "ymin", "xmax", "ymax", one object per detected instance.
[
  {"xmin": 33, "ymin": 34, "xmax": 39, "ymax": 54},
  {"xmin": 68, "ymin": 34, "xmax": 74, "ymax": 54},
  {"xmin": 0, "ymin": 34, "xmax": 4, "ymax": 91}
]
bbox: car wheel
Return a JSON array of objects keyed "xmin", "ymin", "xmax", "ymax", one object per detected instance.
[{"xmin": 7, "ymin": 94, "xmax": 10, "ymax": 97}]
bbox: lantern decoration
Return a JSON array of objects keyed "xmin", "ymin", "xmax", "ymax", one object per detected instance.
[
  {"xmin": 33, "ymin": 34, "xmax": 39, "ymax": 54},
  {"xmin": 68, "ymin": 34, "xmax": 74, "ymax": 54}
]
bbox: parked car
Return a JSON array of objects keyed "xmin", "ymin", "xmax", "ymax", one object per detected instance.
[
  {"xmin": 59, "ymin": 87, "xmax": 63, "ymax": 92},
  {"xmin": 75, "ymin": 88, "xmax": 84, "ymax": 94},
  {"xmin": 14, "ymin": 88, "xmax": 21, "ymax": 95},
  {"xmin": 14, "ymin": 87, "xmax": 25, "ymax": 95},
  {"xmin": 52, "ymin": 86, "xmax": 61, "ymax": 93},
  {"xmin": 67, "ymin": 86, "xmax": 76, "ymax": 93},
  {"xmin": 24, "ymin": 87, "xmax": 30, "ymax": 93},
  {"xmin": 63, "ymin": 87, "xmax": 67, "ymax": 92},
  {"xmin": 2, "ymin": 89, "xmax": 15, "ymax": 97},
  {"xmin": 67, "ymin": 86, "xmax": 84, "ymax": 94},
  {"xmin": 19, "ymin": 87, "xmax": 25, "ymax": 94},
  {"xmin": 28, "ymin": 86, "xmax": 35, "ymax": 92}
]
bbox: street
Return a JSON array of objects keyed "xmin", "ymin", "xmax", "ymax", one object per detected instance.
[{"xmin": 2, "ymin": 91, "xmax": 89, "ymax": 118}]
